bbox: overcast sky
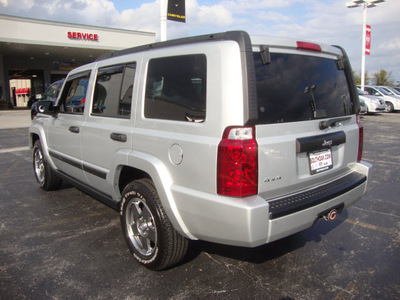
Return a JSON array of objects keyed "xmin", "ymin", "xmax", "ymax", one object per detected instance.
[{"xmin": 1, "ymin": 0, "xmax": 399, "ymax": 83}]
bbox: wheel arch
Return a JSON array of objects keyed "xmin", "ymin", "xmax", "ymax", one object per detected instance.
[
  {"xmin": 385, "ymin": 101, "xmax": 394, "ymax": 112},
  {"xmin": 117, "ymin": 165, "xmax": 151, "ymax": 195},
  {"xmin": 30, "ymin": 132, "xmax": 40, "ymax": 148},
  {"xmin": 115, "ymin": 152, "xmax": 195, "ymax": 240},
  {"xmin": 29, "ymin": 124, "xmax": 58, "ymax": 170}
]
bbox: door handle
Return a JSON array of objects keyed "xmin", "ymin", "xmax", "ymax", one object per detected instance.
[
  {"xmin": 110, "ymin": 133, "xmax": 127, "ymax": 142},
  {"xmin": 69, "ymin": 126, "xmax": 80, "ymax": 133}
]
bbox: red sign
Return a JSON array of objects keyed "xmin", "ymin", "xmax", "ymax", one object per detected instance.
[
  {"xmin": 67, "ymin": 31, "xmax": 99, "ymax": 41},
  {"xmin": 365, "ymin": 25, "xmax": 371, "ymax": 55},
  {"xmin": 15, "ymin": 88, "xmax": 30, "ymax": 95}
]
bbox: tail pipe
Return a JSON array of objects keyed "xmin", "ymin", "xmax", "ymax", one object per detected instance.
[{"xmin": 318, "ymin": 203, "xmax": 344, "ymax": 222}]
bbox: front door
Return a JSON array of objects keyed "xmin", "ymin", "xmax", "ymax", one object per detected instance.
[{"xmin": 46, "ymin": 71, "xmax": 91, "ymax": 184}]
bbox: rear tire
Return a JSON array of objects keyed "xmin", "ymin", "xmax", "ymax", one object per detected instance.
[
  {"xmin": 33, "ymin": 140, "xmax": 62, "ymax": 191},
  {"xmin": 120, "ymin": 178, "xmax": 188, "ymax": 270}
]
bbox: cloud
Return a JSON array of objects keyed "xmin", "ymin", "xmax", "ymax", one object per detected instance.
[
  {"xmin": 112, "ymin": 1, "xmax": 160, "ymax": 33},
  {"xmin": 221, "ymin": 0, "xmax": 303, "ymax": 13},
  {"xmin": 379, "ymin": 37, "xmax": 400, "ymax": 51},
  {"xmin": 0, "ymin": 0, "xmax": 119, "ymax": 27},
  {"xmin": 197, "ymin": 4, "xmax": 233, "ymax": 27},
  {"xmin": 255, "ymin": 11, "xmax": 291, "ymax": 23}
]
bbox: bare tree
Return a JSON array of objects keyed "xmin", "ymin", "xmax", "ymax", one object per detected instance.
[{"xmin": 354, "ymin": 71, "xmax": 370, "ymax": 85}]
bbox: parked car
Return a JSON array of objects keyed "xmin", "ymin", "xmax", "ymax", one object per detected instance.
[
  {"xmin": 31, "ymin": 79, "xmax": 64, "ymax": 119},
  {"xmin": 359, "ymin": 97, "xmax": 368, "ymax": 114},
  {"xmin": 357, "ymin": 88, "xmax": 386, "ymax": 114},
  {"xmin": 30, "ymin": 31, "xmax": 371, "ymax": 270},
  {"xmin": 378, "ymin": 86, "xmax": 400, "ymax": 98},
  {"xmin": 359, "ymin": 85, "xmax": 400, "ymax": 113}
]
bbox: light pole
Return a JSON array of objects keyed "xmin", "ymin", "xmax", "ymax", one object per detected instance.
[
  {"xmin": 160, "ymin": 0, "xmax": 167, "ymax": 41},
  {"xmin": 346, "ymin": 0, "xmax": 385, "ymax": 91}
]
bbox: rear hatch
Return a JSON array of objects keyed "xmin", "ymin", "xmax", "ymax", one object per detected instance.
[{"xmin": 250, "ymin": 37, "xmax": 363, "ymax": 208}]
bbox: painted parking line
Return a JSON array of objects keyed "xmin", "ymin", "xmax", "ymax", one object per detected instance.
[
  {"xmin": 0, "ymin": 146, "xmax": 30, "ymax": 154},
  {"xmin": 344, "ymin": 218, "xmax": 397, "ymax": 236}
]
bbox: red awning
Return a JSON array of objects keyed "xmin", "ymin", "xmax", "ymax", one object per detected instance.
[{"xmin": 15, "ymin": 87, "xmax": 30, "ymax": 95}]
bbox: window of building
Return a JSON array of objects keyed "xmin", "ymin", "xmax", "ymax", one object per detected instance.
[
  {"xmin": 145, "ymin": 55, "xmax": 207, "ymax": 122},
  {"xmin": 92, "ymin": 63, "xmax": 136, "ymax": 118},
  {"xmin": 59, "ymin": 71, "xmax": 90, "ymax": 114}
]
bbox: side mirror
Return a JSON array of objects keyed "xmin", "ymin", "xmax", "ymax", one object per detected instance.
[{"xmin": 37, "ymin": 100, "xmax": 56, "ymax": 115}]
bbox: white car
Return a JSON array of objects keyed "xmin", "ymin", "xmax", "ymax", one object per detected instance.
[
  {"xmin": 358, "ymin": 98, "xmax": 368, "ymax": 114},
  {"xmin": 379, "ymin": 86, "xmax": 400, "ymax": 98},
  {"xmin": 360, "ymin": 85, "xmax": 400, "ymax": 113},
  {"xmin": 357, "ymin": 88, "xmax": 386, "ymax": 113}
]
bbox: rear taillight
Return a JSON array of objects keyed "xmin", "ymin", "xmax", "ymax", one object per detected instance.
[
  {"xmin": 357, "ymin": 115, "xmax": 363, "ymax": 162},
  {"xmin": 217, "ymin": 126, "xmax": 258, "ymax": 197}
]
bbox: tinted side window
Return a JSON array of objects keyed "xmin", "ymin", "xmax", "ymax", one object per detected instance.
[
  {"xmin": 92, "ymin": 63, "xmax": 136, "ymax": 118},
  {"xmin": 145, "ymin": 55, "xmax": 207, "ymax": 122},
  {"xmin": 253, "ymin": 53, "xmax": 353, "ymax": 124},
  {"xmin": 59, "ymin": 72, "xmax": 90, "ymax": 114},
  {"xmin": 364, "ymin": 87, "xmax": 374, "ymax": 95}
]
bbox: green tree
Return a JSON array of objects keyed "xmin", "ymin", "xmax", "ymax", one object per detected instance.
[{"xmin": 373, "ymin": 69, "xmax": 394, "ymax": 86}]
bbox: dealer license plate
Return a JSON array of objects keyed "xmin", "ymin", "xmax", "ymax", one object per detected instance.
[{"xmin": 309, "ymin": 149, "xmax": 333, "ymax": 174}]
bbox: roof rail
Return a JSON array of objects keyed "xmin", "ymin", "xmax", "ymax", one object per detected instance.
[{"xmin": 95, "ymin": 30, "xmax": 251, "ymax": 62}]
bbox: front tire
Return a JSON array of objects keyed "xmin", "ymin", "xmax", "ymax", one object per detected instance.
[
  {"xmin": 386, "ymin": 102, "xmax": 394, "ymax": 113},
  {"xmin": 33, "ymin": 140, "xmax": 62, "ymax": 190},
  {"xmin": 120, "ymin": 179, "xmax": 188, "ymax": 270}
]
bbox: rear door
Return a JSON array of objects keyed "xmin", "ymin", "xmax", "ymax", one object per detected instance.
[
  {"xmin": 251, "ymin": 43, "xmax": 360, "ymax": 201},
  {"xmin": 81, "ymin": 62, "xmax": 137, "ymax": 198}
]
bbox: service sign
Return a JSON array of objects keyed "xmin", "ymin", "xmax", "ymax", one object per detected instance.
[{"xmin": 67, "ymin": 31, "xmax": 99, "ymax": 41}]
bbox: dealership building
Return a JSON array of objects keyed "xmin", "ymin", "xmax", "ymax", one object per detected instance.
[{"xmin": 0, "ymin": 14, "xmax": 155, "ymax": 107}]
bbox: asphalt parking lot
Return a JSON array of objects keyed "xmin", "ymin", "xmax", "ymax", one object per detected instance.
[{"xmin": 0, "ymin": 110, "xmax": 399, "ymax": 299}]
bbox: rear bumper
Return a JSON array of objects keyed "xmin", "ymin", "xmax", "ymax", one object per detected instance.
[{"xmin": 172, "ymin": 161, "xmax": 372, "ymax": 247}]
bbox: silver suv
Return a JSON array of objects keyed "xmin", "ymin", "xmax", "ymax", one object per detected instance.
[{"xmin": 30, "ymin": 31, "xmax": 372, "ymax": 270}]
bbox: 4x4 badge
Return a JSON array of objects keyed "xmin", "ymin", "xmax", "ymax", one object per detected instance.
[{"xmin": 264, "ymin": 176, "xmax": 282, "ymax": 183}]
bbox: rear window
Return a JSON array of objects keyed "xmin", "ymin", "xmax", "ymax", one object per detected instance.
[{"xmin": 253, "ymin": 52, "xmax": 353, "ymax": 124}]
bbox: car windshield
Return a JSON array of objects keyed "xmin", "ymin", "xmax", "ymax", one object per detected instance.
[
  {"xmin": 381, "ymin": 87, "xmax": 395, "ymax": 95},
  {"xmin": 385, "ymin": 87, "xmax": 400, "ymax": 95},
  {"xmin": 375, "ymin": 87, "xmax": 390, "ymax": 95},
  {"xmin": 253, "ymin": 52, "xmax": 353, "ymax": 124}
]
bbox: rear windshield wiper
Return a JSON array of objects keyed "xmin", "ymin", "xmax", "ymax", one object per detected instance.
[
  {"xmin": 259, "ymin": 45, "xmax": 271, "ymax": 65},
  {"xmin": 304, "ymin": 85, "xmax": 317, "ymax": 119}
]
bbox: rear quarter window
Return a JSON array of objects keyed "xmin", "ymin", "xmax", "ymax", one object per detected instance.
[
  {"xmin": 253, "ymin": 52, "xmax": 353, "ymax": 124},
  {"xmin": 144, "ymin": 54, "xmax": 207, "ymax": 123}
]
